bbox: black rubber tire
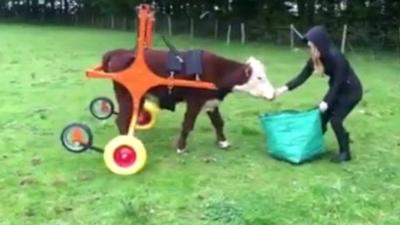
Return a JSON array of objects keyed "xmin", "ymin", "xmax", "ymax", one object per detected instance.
[
  {"xmin": 60, "ymin": 123, "xmax": 93, "ymax": 153},
  {"xmin": 89, "ymin": 97, "xmax": 115, "ymax": 120}
]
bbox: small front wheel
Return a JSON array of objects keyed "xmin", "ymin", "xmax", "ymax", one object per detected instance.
[
  {"xmin": 103, "ymin": 136, "xmax": 147, "ymax": 175},
  {"xmin": 60, "ymin": 123, "xmax": 93, "ymax": 153}
]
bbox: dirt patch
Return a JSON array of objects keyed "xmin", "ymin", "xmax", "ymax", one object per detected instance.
[
  {"xmin": 31, "ymin": 156, "xmax": 42, "ymax": 166},
  {"xmin": 19, "ymin": 177, "xmax": 37, "ymax": 186},
  {"xmin": 75, "ymin": 170, "xmax": 96, "ymax": 182},
  {"xmin": 51, "ymin": 176, "xmax": 67, "ymax": 187},
  {"xmin": 54, "ymin": 205, "xmax": 73, "ymax": 215}
]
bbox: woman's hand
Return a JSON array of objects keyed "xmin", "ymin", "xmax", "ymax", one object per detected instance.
[
  {"xmin": 319, "ymin": 101, "xmax": 328, "ymax": 112},
  {"xmin": 274, "ymin": 86, "xmax": 289, "ymax": 98}
]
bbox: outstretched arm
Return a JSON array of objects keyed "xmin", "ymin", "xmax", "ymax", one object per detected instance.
[
  {"xmin": 285, "ymin": 58, "xmax": 314, "ymax": 91},
  {"xmin": 274, "ymin": 59, "xmax": 314, "ymax": 98}
]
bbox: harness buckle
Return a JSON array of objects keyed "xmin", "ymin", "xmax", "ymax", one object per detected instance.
[{"xmin": 168, "ymin": 71, "xmax": 175, "ymax": 94}]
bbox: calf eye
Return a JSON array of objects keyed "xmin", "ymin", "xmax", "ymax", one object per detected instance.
[{"xmin": 257, "ymin": 77, "xmax": 262, "ymax": 80}]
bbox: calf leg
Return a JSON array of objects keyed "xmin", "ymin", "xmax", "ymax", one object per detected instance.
[
  {"xmin": 114, "ymin": 83, "xmax": 146, "ymax": 135},
  {"xmin": 176, "ymin": 100, "xmax": 204, "ymax": 154},
  {"xmin": 114, "ymin": 83, "xmax": 132, "ymax": 134},
  {"xmin": 207, "ymin": 108, "xmax": 230, "ymax": 149}
]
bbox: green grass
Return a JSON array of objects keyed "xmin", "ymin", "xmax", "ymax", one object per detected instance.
[{"xmin": 0, "ymin": 23, "xmax": 400, "ymax": 225}]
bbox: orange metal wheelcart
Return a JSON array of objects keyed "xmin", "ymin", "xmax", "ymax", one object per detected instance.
[{"xmin": 60, "ymin": 4, "xmax": 217, "ymax": 175}]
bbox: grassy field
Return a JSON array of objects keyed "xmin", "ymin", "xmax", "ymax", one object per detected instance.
[{"xmin": 0, "ymin": 23, "xmax": 399, "ymax": 225}]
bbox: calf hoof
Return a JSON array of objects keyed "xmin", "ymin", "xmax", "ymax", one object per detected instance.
[
  {"xmin": 218, "ymin": 140, "xmax": 231, "ymax": 150},
  {"xmin": 177, "ymin": 148, "xmax": 188, "ymax": 154}
]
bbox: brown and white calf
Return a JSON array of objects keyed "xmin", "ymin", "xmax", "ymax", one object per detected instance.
[{"xmin": 102, "ymin": 48, "xmax": 275, "ymax": 153}]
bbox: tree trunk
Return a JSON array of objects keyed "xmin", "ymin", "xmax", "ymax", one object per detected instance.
[
  {"xmin": 49, "ymin": 0, "xmax": 55, "ymax": 18},
  {"xmin": 26, "ymin": 0, "xmax": 32, "ymax": 18},
  {"xmin": 63, "ymin": 0, "xmax": 69, "ymax": 17},
  {"xmin": 297, "ymin": 0, "xmax": 306, "ymax": 27},
  {"xmin": 307, "ymin": 0, "xmax": 315, "ymax": 25}
]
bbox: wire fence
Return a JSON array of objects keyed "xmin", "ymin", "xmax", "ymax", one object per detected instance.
[{"xmin": 1, "ymin": 12, "xmax": 400, "ymax": 57}]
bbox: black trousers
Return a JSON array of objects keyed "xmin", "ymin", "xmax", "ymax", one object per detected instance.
[{"xmin": 321, "ymin": 86, "xmax": 363, "ymax": 152}]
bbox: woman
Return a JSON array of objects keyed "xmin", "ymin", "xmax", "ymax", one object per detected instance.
[{"xmin": 274, "ymin": 25, "xmax": 363, "ymax": 163}]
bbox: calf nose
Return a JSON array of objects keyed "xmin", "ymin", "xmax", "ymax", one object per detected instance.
[
  {"xmin": 264, "ymin": 94, "xmax": 275, "ymax": 101},
  {"xmin": 263, "ymin": 87, "xmax": 275, "ymax": 100}
]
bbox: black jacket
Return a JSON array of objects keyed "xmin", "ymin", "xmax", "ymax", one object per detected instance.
[{"xmin": 286, "ymin": 26, "xmax": 362, "ymax": 106}]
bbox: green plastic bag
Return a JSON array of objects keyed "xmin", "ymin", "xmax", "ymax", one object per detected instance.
[{"xmin": 259, "ymin": 108, "xmax": 325, "ymax": 164}]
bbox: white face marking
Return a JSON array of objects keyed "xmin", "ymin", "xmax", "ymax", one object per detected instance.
[
  {"xmin": 233, "ymin": 57, "xmax": 275, "ymax": 100},
  {"xmin": 218, "ymin": 140, "xmax": 230, "ymax": 149}
]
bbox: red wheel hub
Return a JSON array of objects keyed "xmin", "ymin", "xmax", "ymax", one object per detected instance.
[
  {"xmin": 71, "ymin": 128, "xmax": 86, "ymax": 144},
  {"xmin": 138, "ymin": 110, "xmax": 152, "ymax": 125},
  {"xmin": 113, "ymin": 146, "xmax": 137, "ymax": 168}
]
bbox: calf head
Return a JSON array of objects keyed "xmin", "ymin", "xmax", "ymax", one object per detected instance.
[{"xmin": 232, "ymin": 57, "xmax": 275, "ymax": 100}]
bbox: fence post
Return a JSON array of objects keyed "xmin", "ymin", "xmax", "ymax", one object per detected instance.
[
  {"xmin": 190, "ymin": 18, "xmax": 194, "ymax": 40},
  {"xmin": 123, "ymin": 17, "xmax": 128, "ymax": 30},
  {"xmin": 241, "ymin": 22, "xmax": 246, "ymax": 44},
  {"xmin": 341, "ymin": 24, "xmax": 348, "ymax": 54},
  {"xmin": 40, "ymin": 12, "xmax": 45, "ymax": 23},
  {"xmin": 290, "ymin": 24, "xmax": 294, "ymax": 49},
  {"xmin": 111, "ymin": 15, "xmax": 115, "ymax": 29},
  {"xmin": 398, "ymin": 26, "xmax": 400, "ymax": 56},
  {"xmin": 226, "ymin": 24, "xmax": 232, "ymax": 45},
  {"xmin": 135, "ymin": 17, "xmax": 138, "ymax": 31},
  {"xmin": 214, "ymin": 19, "xmax": 219, "ymax": 40},
  {"xmin": 168, "ymin": 15, "xmax": 172, "ymax": 36}
]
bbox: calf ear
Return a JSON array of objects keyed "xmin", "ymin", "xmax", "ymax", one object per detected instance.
[{"xmin": 245, "ymin": 65, "xmax": 252, "ymax": 77}]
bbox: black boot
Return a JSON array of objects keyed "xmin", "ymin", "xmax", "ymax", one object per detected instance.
[{"xmin": 331, "ymin": 132, "xmax": 352, "ymax": 163}]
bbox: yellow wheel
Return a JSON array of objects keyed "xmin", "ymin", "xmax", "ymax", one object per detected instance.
[
  {"xmin": 103, "ymin": 135, "xmax": 147, "ymax": 175},
  {"xmin": 135, "ymin": 100, "xmax": 160, "ymax": 130}
]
